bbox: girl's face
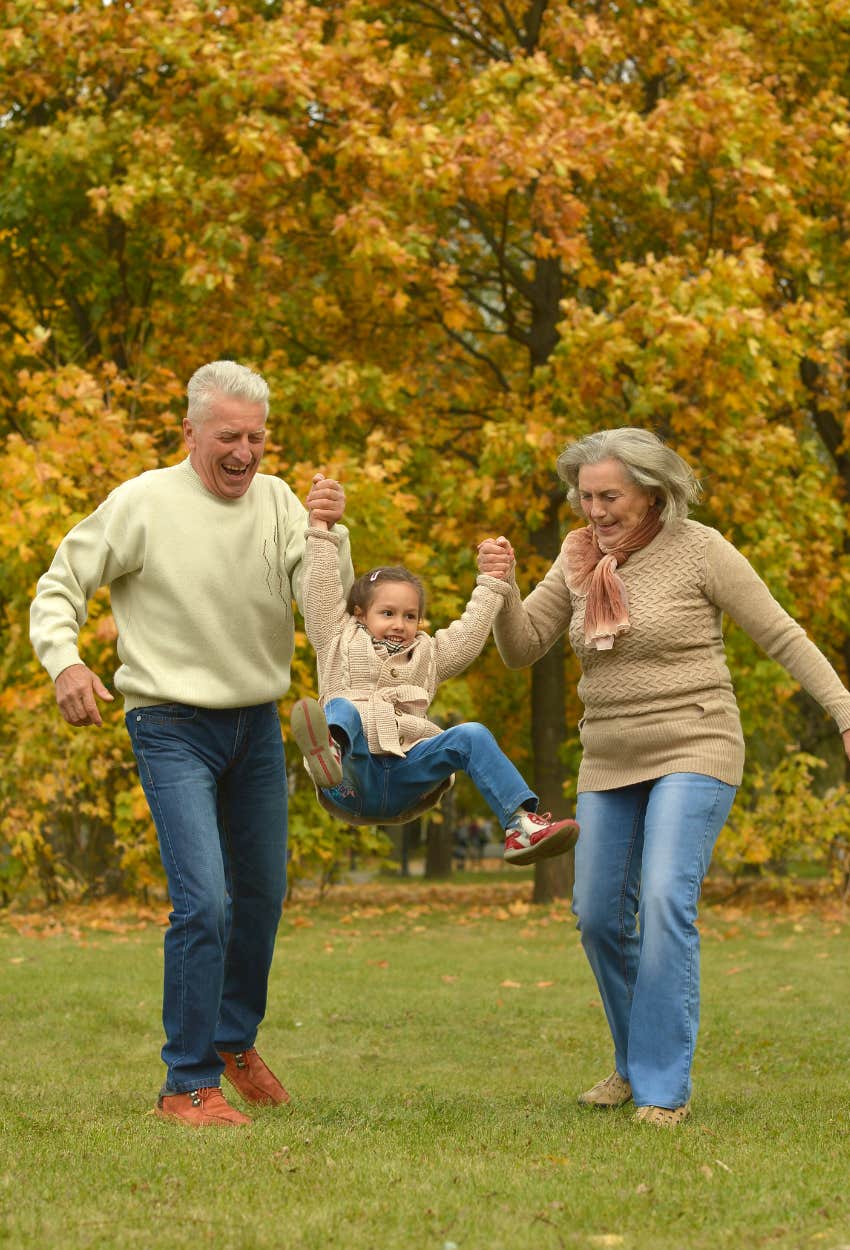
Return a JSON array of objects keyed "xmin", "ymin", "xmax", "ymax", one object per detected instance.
[
  {"xmin": 578, "ymin": 458, "xmax": 657, "ymax": 549},
  {"xmin": 356, "ymin": 582, "xmax": 421, "ymax": 647}
]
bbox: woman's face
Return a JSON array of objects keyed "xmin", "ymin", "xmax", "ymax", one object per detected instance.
[{"xmin": 578, "ymin": 458, "xmax": 656, "ymax": 549}]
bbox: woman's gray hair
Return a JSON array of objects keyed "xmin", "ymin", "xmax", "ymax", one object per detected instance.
[
  {"xmin": 186, "ymin": 360, "xmax": 270, "ymax": 426},
  {"xmin": 556, "ymin": 427, "xmax": 701, "ymax": 524}
]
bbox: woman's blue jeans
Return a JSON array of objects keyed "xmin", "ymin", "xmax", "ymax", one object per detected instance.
[
  {"xmin": 573, "ymin": 773, "xmax": 736, "ymax": 1109},
  {"xmin": 321, "ymin": 698, "xmax": 536, "ymax": 826},
  {"xmin": 126, "ymin": 702, "xmax": 288, "ymax": 1094}
]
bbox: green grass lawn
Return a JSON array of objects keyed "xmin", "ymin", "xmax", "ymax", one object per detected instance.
[{"xmin": 1, "ymin": 886, "xmax": 849, "ymax": 1250}]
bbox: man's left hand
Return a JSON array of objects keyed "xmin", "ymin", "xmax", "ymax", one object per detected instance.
[{"xmin": 306, "ymin": 473, "xmax": 345, "ymax": 525}]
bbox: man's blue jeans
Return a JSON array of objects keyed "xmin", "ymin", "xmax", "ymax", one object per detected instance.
[
  {"xmin": 320, "ymin": 697, "xmax": 536, "ymax": 825},
  {"xmin": 573, "ymin": 774, "xmax": 736, "ymax": 1109},
  {"xmin": 126, "ymin": 702, "xmax": 288, "ymax": 1094}
]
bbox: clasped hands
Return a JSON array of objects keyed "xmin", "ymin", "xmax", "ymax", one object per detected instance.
[
  {"xmin": 306, "ymin": 472, "xmax": 345, "ymax": 528},
  {"xmin": 476, "ymin": 535, "xmax": 515, "ymax": 582}
]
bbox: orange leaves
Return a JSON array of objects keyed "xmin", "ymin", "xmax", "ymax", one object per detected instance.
[{"xmin": 5, "ymin": 0, "xmax": 850, "ymax": 907}]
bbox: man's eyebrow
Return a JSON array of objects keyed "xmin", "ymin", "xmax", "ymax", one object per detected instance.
[{"xmin": 215, "ymin": 425, "xmax": 267, "ymax": 435}]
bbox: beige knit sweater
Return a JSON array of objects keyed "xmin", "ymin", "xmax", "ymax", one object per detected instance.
[
  {"xmin": 493, "ymin": 519, "xmax": 850, "ymax": 792},
  {"xmin": 30, "ymin": 458, "xmax": 352, "ymax": 711},
  {"xmin": 302, "ymin": 527, "xmax": 511, "ymax": 755}
]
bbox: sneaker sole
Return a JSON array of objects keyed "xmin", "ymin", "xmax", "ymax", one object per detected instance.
[
  {"xmin": 290, "ymin": 698, "xmax": 343, "ymax": 787},
  {"xmin": 503, "ymin": 821, "xmax": 579, "ymax": 866}
]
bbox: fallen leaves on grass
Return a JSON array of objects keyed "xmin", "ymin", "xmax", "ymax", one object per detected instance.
[
  {"xmin": 2, "ymin": 899, "xmax": 168, "ymax": 939},
  {"xmin": 3, "ymin": 876, "xmax": 848, "ymax": 943}
]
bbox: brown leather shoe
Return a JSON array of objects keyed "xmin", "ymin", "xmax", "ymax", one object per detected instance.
[
  {"xmin": 155, "ymin": 1086, "xmax": 251, "ymax": 1126},
  {"xmin": 219, "ymin": 1047, "xmax": 291, "ymax": 1106}
]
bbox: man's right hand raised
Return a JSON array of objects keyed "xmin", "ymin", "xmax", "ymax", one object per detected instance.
[{"xmin": 55, "ymin": 663, "xmax": 114, "ymax": 727}]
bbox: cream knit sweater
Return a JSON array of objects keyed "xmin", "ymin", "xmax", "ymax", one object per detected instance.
[
  {"xmin": 30, "ymin": 458, "xmax": 352, "ymax": 711},
  {"xmin": 494, "ymin": 519, "xmax": 850, "ymax": 792},
  {"xmin": 302, "ymin": 526, "xmax": 511, "ymax": 755}
]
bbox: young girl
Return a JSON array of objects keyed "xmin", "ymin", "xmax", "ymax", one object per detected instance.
[{"xmin": 290, "ymin": 490, "xmax": 578, "ymax": 866}]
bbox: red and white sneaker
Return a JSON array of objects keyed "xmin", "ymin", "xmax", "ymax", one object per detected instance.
[
  {"xmin": 503, "ymin": 810, "xmax": 579, "ymax": 866},
  {"xmin": 291, "ymin": 698, "xmax": 343, "ymax": 787}
]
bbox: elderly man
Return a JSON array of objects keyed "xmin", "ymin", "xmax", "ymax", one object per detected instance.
[{"xmin": 30, "ymin": 360, "xmax": 352, "ymax": 1126}]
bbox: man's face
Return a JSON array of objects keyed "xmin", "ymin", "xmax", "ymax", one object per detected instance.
[{"xmin": 183, "ymin": 394, "xmax": 267, "ymax": 500}]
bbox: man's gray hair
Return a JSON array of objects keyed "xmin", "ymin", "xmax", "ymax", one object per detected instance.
[
  {"xmin": 557, "ymin": 427, "xmax": 701, "ymax": 524},
  {"xmin": 186, "ymin": 361, "xmax": 270, "ymax": 426}
]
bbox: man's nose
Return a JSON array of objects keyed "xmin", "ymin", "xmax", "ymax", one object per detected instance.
[{"xmin": 232, "ymin": 440, "xmax": 252, "ymax": 463}]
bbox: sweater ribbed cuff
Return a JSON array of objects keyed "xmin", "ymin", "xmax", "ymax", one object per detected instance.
[
  {"xmin": 305, "ymin": 525, "xmax": 342, "ymax": 547},
  {"xmin": 475, "ymin": 574, "xmax": 513, "ymax": 598}
]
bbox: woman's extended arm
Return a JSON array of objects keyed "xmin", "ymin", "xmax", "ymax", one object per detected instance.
[
  {"xmin": 477, "ymin": 539, "xmax": 574, "ymax": 668},
  {"xmin": 704, "ymin": 529, "xmax": 850, "ymax": 740}
]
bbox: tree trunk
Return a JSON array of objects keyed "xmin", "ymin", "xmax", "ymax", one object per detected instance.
[
  {"xmin": 424, "ymin": 791, "xmax": 455, "ymax": 878},
  {"xmin": 530, "ymin": 498, "xmax": 574, "ymax": 903}
]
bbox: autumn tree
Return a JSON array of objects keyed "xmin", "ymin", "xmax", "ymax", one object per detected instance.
[{"xmin": 4, "ymin": 0, "xmax": 850, "ymax": 900}]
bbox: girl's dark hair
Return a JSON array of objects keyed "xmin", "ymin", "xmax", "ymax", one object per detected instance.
[{"xmin": 346, "ymin": 566, "xmax": 426, "ymax": 618}]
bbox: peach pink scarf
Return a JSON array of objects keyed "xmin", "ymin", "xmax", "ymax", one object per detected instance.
[{"xmin": 562, "ymin": 511, "xmax": 663, "ymax": 650}]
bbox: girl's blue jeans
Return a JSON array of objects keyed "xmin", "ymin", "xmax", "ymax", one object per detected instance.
[
  {"xmin": 126, "ymin": 702, "xmax": 288, "ymax": 1094},
  {"xmin": 573, "ymin": 773, "xmax": 736, "ymax": 1109},
  {"xmin": 321, "ymin": 697, "xmax": 536, "ymax": 826}
]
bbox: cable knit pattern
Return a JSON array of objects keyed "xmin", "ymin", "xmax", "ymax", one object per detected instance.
[
  {"xmin": 302, "ymin": 526, "xmax": 511, "ymax": 756},
  {"xmin": 493, "ymin": 519, "xmax": 850, "ymax": 792}
]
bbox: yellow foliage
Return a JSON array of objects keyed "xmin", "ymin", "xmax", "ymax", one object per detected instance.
[
  {"xmin": 720, "ymin": 753, "xmax": 850, "ymax": 888},
  {"xmin": 5, "ymin": 0, "xmax": 850, "ymax": 901}
]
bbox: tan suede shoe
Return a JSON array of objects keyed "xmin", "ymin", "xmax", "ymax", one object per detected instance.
[
  {"xmin": 155, "ymin": 1087, "xmax": 251, "ymax": 1126},
  {"xmin": 220, "ymin": 1047, "xmax": 291, "ymax": 1106},
  {"xmin": 635, "ymin": 1101, "xmax": 691, "ymax": 1126},
  {"xmin": 577, "ymin": 1070, "xmax": 633, "ymax": 1108}
]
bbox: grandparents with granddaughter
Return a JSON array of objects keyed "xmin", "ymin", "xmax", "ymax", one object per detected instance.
[{"xmin": 31, "ymin": 362, "xmax": 850, "ymax": 1128}]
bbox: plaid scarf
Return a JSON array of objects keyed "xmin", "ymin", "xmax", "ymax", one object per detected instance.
[{"xmin": 356, "ymin": 620, "xmax": 410, "ymax": 656}]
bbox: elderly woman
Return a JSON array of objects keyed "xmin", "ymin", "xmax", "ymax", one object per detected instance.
[{"xmin": 478, "ymin": 427, "xmax": 850, "ymax": 1126}]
